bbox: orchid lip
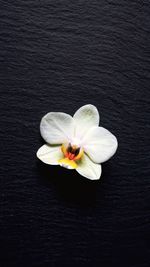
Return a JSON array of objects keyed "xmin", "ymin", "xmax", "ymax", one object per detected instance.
[
  {"xmin": 58, "ymin": 158, "xmax": 77, "ymax": 169},
  {"xmin": 61, "ymin": 143, "xmax": 84, "ymax": 162},
  {"xmin": 58, "ymin": 142, "xmax": 84, "ymax": 170}
]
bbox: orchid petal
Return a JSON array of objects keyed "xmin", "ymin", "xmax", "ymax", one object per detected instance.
[
  {"xmin": 40, "ymin": 112, "xmax": 75, "ymax": 144},
  {"xmin": 83, "ymin": 127, "xmax": 118, "ymax": 163},
  {"xmin": 76, "ymin": 154, "xmax": 102, "ymax": 180},
  {"xmin": 73, "ymin": 104, "xmax": 99, "ymax": 139},
  {"xmin": 37, "ymin": 144, "xmax": 63, "ymax": 165}
]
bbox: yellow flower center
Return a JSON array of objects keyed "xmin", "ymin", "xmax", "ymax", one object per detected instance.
[{"xmin": 58, "ymin": 143, "xmax": 84, "ymax": 169}]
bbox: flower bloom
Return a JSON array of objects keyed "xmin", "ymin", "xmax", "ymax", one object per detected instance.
[{"xmin": 37, "ymin": 104, "xmax": 118, "ymax": 180}]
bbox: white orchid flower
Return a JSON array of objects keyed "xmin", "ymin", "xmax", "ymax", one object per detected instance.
[{"xmin": 37, "ymin": 104, "xmax": 118, "ymax": 180}]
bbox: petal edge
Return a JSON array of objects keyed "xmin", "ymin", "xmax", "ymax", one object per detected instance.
[
  {"xmin": 76, "ymin": 154, "xmax": 102, "ymax": 180},
  {"xmin": 37, "ymin": 144, "xmax": 63, "ymax": 165},
  {"xmin": 73, "ymin": 104, "xmax": 100, "ymax": 139},
  {"xmin": 83, "ymin": 126, "xmax": 118, "ymax": 163},
  {"xmin": 40, "ymin": 112, "xmax": 75, "ymax": 144}
]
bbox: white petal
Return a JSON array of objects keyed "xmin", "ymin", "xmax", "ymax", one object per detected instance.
[
  {"xmin": 40, "ymin": 112, "xmax": 75, "ymax": 144},
  {"xmin": 36, "ymin": 144, "xmax": 63, "ymax": 165},
  {"xmin": 83, "ymin": 127, "xmax": 118, "ymax": 163},
  {"xmin": 73, "ymin": 104, "xmax": 100, "ymax": 139},
  {"xmin": 76, "ymin": 154, "xmax": 102, "ymax": 180}
]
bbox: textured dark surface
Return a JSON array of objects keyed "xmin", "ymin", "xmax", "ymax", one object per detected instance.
[{"xmin": 0, "ymin": 0, "xmax": 150, "ymax": 266}]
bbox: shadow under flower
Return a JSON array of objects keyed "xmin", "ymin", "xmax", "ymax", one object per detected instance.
[{"xmin": 36, "ymin": 160, "xmax": 101, "ymax": 207}]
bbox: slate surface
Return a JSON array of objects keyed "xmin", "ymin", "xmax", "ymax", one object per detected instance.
[{"xmin": 0, "ymin": 1, "xmax": 150, "ymax": 266}]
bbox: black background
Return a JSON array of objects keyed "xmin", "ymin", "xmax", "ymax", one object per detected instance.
[{"xmin": 0, "ymin": 1, "xmax": 150, "ymax": 266}]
